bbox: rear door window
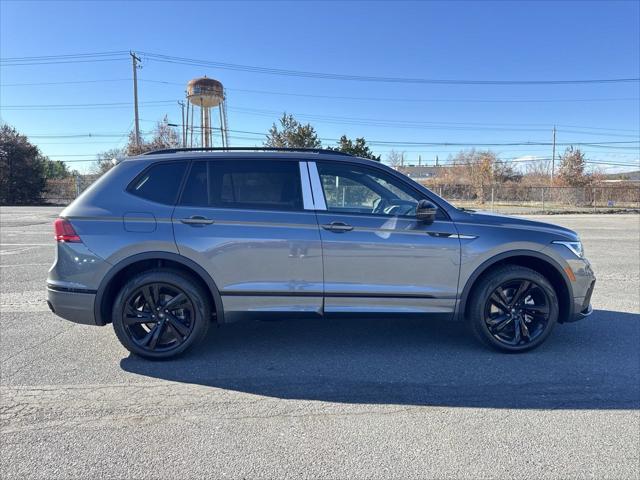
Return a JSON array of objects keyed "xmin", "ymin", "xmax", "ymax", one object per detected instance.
[
  {"xmin": 128, "ymin": 162, "xmax": 187, "ymax": 205},
  {"xmin": 180, "ymin": 160, "xmax": 303, "ymax": 211}
]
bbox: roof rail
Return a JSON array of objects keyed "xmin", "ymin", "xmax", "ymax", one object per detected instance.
[{"xmin": 142, "ymin": 147, "xmax": 354, "ymax": 157}]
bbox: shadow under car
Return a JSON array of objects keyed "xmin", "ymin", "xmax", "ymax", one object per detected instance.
[{"xmin": 121, "ymin": 309, "xmax": 640, "ymax": 410}]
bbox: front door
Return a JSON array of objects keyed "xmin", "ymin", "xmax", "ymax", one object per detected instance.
[
  {"xmin": 172, "ymin": 159, "xmax": 323, "ymax": 320},
  {"xmin": 310, "ymin": 161, "xmax": 461, "ymax": 317}
]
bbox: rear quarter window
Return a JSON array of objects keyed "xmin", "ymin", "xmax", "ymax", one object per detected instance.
[
  {"xmin": 180, "ymin": 160, "xmax": 303, "ymax": 211},
  {"xmin": 127, "ymin": 162, "xmax": 188, "ymax": 205}
]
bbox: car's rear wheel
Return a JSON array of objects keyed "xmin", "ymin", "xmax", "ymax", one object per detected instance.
[
  {"xmin": 112, "ymin": 269, "xmax": 210, "ymax": 359},
  {"xmin": 468, "ymin": 266, "xmax": 558, "ymax": 352}
]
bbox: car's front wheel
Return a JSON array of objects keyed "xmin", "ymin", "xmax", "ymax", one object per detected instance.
[
  {"xmin": 112, "ymin": 269, "xmax": 210, "ymax": 359},
  {"xmin": 468, "ymin": 265, "xmax": 559, "ymax": 352}
]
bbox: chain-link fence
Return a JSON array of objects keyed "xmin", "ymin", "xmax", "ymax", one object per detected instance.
[
  {"xmin": 428, "ymin": 184, "xmax": 640, "ymax": 214},
  {"xmin": 44, "ymin": 176, "xmax": 640, "ymax": 214},
  {"xmin": 44, "ymin": 175, "xmax": 100, "ymax": 205}
]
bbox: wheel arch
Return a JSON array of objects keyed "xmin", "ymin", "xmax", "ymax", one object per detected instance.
[
  {"xmin": 94, "ymin": 252, "xmax": 225, "ymax": 326},
  {"xmin": 457, "ymin": 250, "xmax": 574, "ymax": 324}
]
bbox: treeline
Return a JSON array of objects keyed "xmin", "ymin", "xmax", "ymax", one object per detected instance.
[{"xmin": 422, "ymin": 147, "xmax": 604, "ymax": 203}]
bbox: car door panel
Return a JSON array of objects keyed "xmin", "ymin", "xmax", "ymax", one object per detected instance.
[
  {"xmin": 316, "ymin": 212, "xmax": 460, "ymax": 314},
  {"xmin": 311, "ymin": 161, "xmax": 461, "ymax": 316},
  {"xmin": 172, "ymin": 160, "xmax": 323, "ymax": 319}
]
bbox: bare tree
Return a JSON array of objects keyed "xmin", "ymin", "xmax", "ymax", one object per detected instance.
[
  {"xmin": 557, "ymin": 147, "xmax": 588, "ymax": 186},
  {"xmin": 448, "ymin": 149, "xmax": 519, "ymax": 203},
  {"xmin": 124, "ymin": 115, "xmax": 180, "ymax": 156},
  {"xmin": 521, "ymin": 159, "xmax": 551, "ymax": 185},
  {"xmin": 386, "ymin": 149, "xmax": 405, "ymax": 168},
  {"xmin": 94, "ymin": 116, "xmax": 181, "ymax": 176},
  {"xmin": 93, "ymin": 148, "xmax": 123, "ymax": 175},
  {"xmin": 148, "ymin": 115, "xmax": 181, "ymax": 151}
]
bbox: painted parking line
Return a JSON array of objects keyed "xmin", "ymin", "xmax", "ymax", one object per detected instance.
[{"xmin": 0, "ymin": 243, "xmax": 52, "ymax": 246}]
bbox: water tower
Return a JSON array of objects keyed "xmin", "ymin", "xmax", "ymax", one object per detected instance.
[{"xmin": 185, "ymin": 76, "xmax": 229, "ymax": 148}]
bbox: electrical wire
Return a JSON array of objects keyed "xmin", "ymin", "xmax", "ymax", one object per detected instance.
[
  {"xmin": 4, "ymin": 77, "xmax": 639, "ymax": 107},
  {"xmin": 28, "ymin": 124, "xmax": 637, "ymax": 149},
  {"xmin": 3, "ymin": 51, "xmax": 637, "ymax": 85},
  {"xmin": 139, "ymin": 51, "xmax": 640, "ymax": 85}
]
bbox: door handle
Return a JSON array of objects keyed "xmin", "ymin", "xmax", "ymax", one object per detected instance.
[
  {"xmin": 321, "ymin": 222, "xmax": 354, "ymax": 233},
  {"xmin": 180, "ymin": 215, "xmax": 214, "ymax": 225}
]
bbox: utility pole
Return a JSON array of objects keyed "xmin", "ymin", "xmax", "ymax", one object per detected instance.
[
  {"xmin": 178, "ymin": 101, "xmax": 186, "ymax": 147},
  {"xmin": 551, "ymin": 125, "xmax": 556, "ymax": 183},
  {"xmin": 130, "ymin": 51, "xmax": 141, "ymax": 148}
]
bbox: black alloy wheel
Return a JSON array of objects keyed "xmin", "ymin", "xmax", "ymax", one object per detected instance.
[
  {"xmin": 468, "ymin": 265, "xmax": 559, "ymax": 352},
  {"xmin": 484, "ymin": 279, "xmax": 551, "ymax": 347},
  {"xmin": 113, "ymin": 269, "xmax": 210, "ymax": 359},
  {"xmin": 123, "ymin": 282, "xmax": 195, "ymax": 353}
]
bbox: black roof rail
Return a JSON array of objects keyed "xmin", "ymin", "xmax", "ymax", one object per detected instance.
[{"xmin": 142, "ymin": 147, "xmax": 354, "ymax": 157}]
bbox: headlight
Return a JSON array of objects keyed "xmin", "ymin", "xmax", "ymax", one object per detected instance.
[{"xmin": 553, "ymin": 240, "xmax": 584, "ymax": 258}]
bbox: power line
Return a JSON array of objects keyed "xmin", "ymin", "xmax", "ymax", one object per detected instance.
[
  {"xmin": 1, "ymin": 78, "xmax": 131, "ymax": 87},
  {"xmin": 134, "ymin": 123, "xmax": 640, "ymax": 148},
  {"xmin": 4, "ymin": 104, "xmax": 637, "ymax": 138},
  {"xmin": 228, "ymin": 87, "xmax": 640, "ymax": 105},
  {"xmin": 0, "ymin": 58, "xmax": 128, "ymax": 66},
  {"xmin": 3, "ymin": 51, "xmax": 637, "ymax": 85},
  {"xmin": 22, "ymin": 126, "xmax": 640, "ymax": 150},
  {"xmin": 139, "ymin": 51, "xmax": 640, "ymax": 86},
  {"xmin": 227, "ymin": 129, "xmax": 640, "ymax": 148},
  {"xmin": 10, "ymin": 98, "xmax": 634, "ymax": 136},
  {"xmin": 27, "ymin": 134, "xmax": 129, "ymax": 138},
  {"xmin": 0, "ymin": 51, "xmax": 129, "ymax": 66},
  {"xmin": 226, "ymin": 105, "xmax": 640, "ymax": 135},
  {"xmin": 1, "ymin": 100, "xmax": 176, "ymax": 110},
  {"xmin": 1, "ymin": 51, "xmax": 128, "ymax": 61},
  {"xmin": 4, "ymin": 77, "xmax": 639, "ymax": 107},
  {"xmin": 138, "ymin": 79, "xmax": 640, "ymax": 104}
]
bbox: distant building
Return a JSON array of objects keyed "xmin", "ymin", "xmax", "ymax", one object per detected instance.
[{"xmin": 601, "ymin": 178, "xmax": 640, "ymax": 185}]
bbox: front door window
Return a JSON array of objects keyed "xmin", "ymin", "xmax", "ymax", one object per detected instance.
[{"xmin": 316, "ymin": 163, "xmax": 423, "ymax": 217}]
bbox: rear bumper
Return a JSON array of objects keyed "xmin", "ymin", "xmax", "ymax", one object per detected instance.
[{"xmin": 47, "ymin": 286, "xmax": 98, "ymax": 325}]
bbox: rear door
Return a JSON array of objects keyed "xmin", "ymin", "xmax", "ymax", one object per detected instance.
[
  {"xmin": 172, "ymin": 158, "xmax": 323, "ymax": 319},
  {"xmin": 310, "ymin": 161, "xmax": 461, "ymax": 317}
]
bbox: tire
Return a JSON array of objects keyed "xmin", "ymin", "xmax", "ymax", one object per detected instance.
[
  {"xmin": 112, "ymin": 269, "xmax": 211, "ymax": 359},
  {"xmin": 467, "ymin": 265, "xmax": 558, "ymax": 353}
]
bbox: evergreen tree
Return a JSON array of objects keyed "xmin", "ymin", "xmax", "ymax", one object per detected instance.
[
  {"xmin": 0, "ymin": 124, "xmax": 47, "ymax": 205},
  {"xmin": 265, "ymin": 113, "xmax": 321, "ymax": 148},
  {"xmin": 333, "ymin": 135, "xmax": 380, "ymax": 161}
]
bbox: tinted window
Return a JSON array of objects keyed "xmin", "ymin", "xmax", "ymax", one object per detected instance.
[
  {"xmin": 317, "ymin": 162, "xmax": 424, "ymax": 217},
  {"xmin": 180, "ymin": 160, "xmax": 303, "ymax": 211},
  {"xmin": 180, "ymin": 161, "xmax": 208, "ymax": 206},
  {"xmin": 128, "ymin": 162, "xmax": 187, "ymax": 205}
]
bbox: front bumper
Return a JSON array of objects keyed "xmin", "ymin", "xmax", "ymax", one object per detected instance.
[
  {"xmin": 47, "ymin": 286, "xmax": 98, "ymax": 325},
  {"xmin": 566, "ymin": 277, "xmax": 596, "ymax": 323}
]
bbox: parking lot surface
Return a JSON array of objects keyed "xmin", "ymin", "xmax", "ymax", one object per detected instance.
[{"xmin": 1, "ymin": 207, "xmax": 639, "ymax": 479}]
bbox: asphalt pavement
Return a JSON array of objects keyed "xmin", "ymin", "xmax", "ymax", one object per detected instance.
[{"xmin": 1, "ymin": 207, "xmax": 638, "ymax": 479}]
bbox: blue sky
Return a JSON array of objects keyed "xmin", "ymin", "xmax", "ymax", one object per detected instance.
[{"xmin": 1, "ymin": 0, "xmax": 639, "ymax": 173}]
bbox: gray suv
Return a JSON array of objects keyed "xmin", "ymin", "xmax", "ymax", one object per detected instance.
[{"xmin": 47, "ymin": 148, "xmax": 595, "ymax": 359}]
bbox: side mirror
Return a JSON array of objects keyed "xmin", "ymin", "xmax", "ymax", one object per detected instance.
[{"xmin": 416, "ymin": 200, "xmax": 437, "ymax": 224}]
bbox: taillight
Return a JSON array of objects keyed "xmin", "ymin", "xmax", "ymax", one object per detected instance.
[{"xmin": 54, "ymin": 218, "xmax": 81, "ymax": 243}]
